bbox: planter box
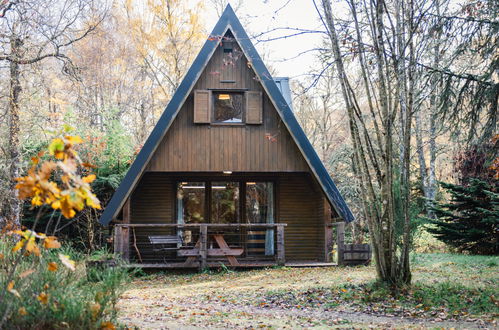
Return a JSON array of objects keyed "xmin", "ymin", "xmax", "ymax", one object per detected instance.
[{"xmin": 342, "ymin": 244, "xmax": 371, "ymax": 266}]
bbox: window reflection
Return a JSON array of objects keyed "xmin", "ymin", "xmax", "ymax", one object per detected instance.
[
  {"xmin": 176, "ymin": 182, "xmax": 205, "ymax": 224},
  {"xmin": 211, "ymin": 182, "xmax": 239, "ymax": 223}
]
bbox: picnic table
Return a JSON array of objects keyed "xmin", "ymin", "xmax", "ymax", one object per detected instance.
[{"xmin": 178, "ymin": 233, "xmax": 243, "ymax": 266}]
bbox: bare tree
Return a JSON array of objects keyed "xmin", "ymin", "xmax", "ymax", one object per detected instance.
[
  {"xmin": 0, "ymin": 0, "xmax": 108, "ymax": 226},
  {"xmin": 317, "ymin": 0, "xmax": 424, "ymax": 286}
]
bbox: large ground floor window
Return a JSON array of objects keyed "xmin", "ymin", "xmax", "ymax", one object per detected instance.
[
  {"xmin": 176, "ymin": 179, "xmax": 275, "ymax": 255},
  {"xmin": 176, "ymin": 180, "xmax": 274, "ymax": 224}
]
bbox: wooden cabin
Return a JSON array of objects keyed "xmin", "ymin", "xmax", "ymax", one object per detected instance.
[{"xmin": 99, "ymin": 5, "xmax": 354, "ymax": 268}]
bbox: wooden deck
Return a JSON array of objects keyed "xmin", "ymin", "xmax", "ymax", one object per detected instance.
[
  {"xmin": 114, "ymin": 223, "xmax": 287, "ymax": 268},
  {"xmin": 125, "ymin": 261, "xmax": 337, "ymax": 269}
]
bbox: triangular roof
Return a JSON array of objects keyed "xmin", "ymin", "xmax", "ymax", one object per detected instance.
[{"xmin": 99, "ymin": 4, "xmax": 354, "ymax": 225}]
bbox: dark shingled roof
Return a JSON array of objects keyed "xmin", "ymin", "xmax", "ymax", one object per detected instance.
[{"xmin": 99, "ymin": 4, "xmax": 355, "ymax": 225}]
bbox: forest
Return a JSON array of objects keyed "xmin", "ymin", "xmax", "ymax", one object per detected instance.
[{"xmin": 0, "ymin": 0, "xmax": 497, "ymax": 328}]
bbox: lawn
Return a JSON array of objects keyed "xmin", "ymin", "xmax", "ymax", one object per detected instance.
[{"xmin": 117, "ymin": 253, "xmax": 498, "ymax": 328}]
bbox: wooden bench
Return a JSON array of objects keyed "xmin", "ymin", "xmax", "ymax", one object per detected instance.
[{"xmin": 148, "ymin": 235, "xmax": 182, "ymax": 252}]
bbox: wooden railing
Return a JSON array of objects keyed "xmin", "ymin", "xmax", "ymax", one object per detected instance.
[{"xmin": 114, "ymin": 223, "xmax": 286, "ymax": 268}]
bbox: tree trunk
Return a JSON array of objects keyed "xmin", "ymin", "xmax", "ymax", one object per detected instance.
[{"xmin": 8, "ymin": 37, "xmax": 22, "ymax": 227}]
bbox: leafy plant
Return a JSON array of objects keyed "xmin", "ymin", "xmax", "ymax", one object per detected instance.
[{"xmin": 0, "ymin": 127, "xmax": 126, "ymax": 328}]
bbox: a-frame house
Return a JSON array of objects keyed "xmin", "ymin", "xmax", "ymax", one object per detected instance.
[{"xmin": 100, "ymin": 5, "xmax": 354, "ymax": 268}]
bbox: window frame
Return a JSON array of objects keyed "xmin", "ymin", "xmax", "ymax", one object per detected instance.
[{"xmin": 209, "ymin": 89, "xmax": 248, "ymax": 126}]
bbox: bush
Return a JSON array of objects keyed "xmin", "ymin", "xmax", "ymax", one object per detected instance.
[{"xmin": 0, "ymin": 235, "xmax": 129, "ymax": 328}]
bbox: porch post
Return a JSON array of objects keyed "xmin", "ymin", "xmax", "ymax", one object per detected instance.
[
  {"xmin": 336, "ymin": 221, "xmax": 345, "ymax": 266},
  {"xmin": 276, "ymin": 225, "xmax": 285, "ymax": 266},
  {"xmin": 113, "ymin": 226, "xmax": 123, "ymax": 258},
  {"xmin": 122, "ymin": 198, "xmax": 131, "ymax": 261},
  {"xmin": 324, "ymin": 198, "xmax": 333, "ymax": 262},
  {"xmin": 199, "ymin": 224, "xmax": 208, "ymax": 270}
]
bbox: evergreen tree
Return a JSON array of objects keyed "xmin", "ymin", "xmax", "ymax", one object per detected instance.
[{"xmin": 428, "ymin": 179, "xmax": 498, "ymax": 255}]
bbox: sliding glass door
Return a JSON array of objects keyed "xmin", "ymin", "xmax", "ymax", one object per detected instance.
[
  {"xmin": 245, "ymin": 182, "xmax": 274, "ymax": 255},
  {"xmin": 211, "ymin": 182, "xmax": 240, "ymax": 224}
]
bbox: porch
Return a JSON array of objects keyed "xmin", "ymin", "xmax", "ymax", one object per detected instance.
[{"xmin": 114, "ymin": 223, "xmax": 286, "ymax": 268}]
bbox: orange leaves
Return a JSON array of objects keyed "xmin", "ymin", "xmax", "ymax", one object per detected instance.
[
  {"xmin": 44, "ymin": 236, "xmax": 61, "ymax": 249},
  {"xmin": 100, "ymin": 321, "xmax": 116, "ymax": 330},
  {"xmin": 15, "ymin": 132, "xmax": 101, "ymax": 219},
  {"xmin": 48, "ymin": 262, "xmax": 58, "ymax": 272}
]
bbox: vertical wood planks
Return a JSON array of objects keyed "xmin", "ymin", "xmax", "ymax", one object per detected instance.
[{"xmin": 193, "ymin": 90, "xmax": 211, "ymax": 123}]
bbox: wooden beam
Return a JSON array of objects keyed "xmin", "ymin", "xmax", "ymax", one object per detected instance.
[
  {"xmin": 199, "ymin": 224, "xmax": 207, "ymax": 270},
  {"xmin": 276, "ymin": 225, "xmax": 285, "ymax": 266},
  {"xmin": 324, "ymin": 198, "xmax": 333, "ymax": 262},
  {"xmin": 121, "ymin": 198, "xmax": 131, "ymax": 262},
  {"xmin": 115, "ymin": 223, "xmax": 287, "ymax": 228},
  {"xmin": 336, "ymin": 222, "xmax": 345, "ymax": 266}
]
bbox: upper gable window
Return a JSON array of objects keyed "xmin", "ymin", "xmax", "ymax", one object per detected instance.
[
  {"xmin": 213, "ymin": 92, "xmax": 244, "ymax": 124},
  {"xmin": 193, "ymin": 90, "xmax": 262, "ymax": 125}
]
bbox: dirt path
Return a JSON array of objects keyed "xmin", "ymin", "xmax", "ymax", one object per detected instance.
[{"xmin": 117, "ymin": 267, "xmax": 492, "ymax": 329}]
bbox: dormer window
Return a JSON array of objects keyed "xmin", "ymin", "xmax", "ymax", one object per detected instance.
[{"xmin": 213, "ymin": 92, "xmax": 243, "ymax": 123}]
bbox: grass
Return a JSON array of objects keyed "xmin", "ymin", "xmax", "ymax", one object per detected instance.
[{"xmin": 118, "ymin": 253, "xmax": 499, "ymax": 328}]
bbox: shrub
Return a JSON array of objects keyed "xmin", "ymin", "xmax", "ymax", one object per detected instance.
[{"xmin": 0, "ymin": 235, "xmax": 129, "ymax": 328}]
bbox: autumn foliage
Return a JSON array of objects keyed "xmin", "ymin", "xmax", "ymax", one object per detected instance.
[{"xmin": 0, "ymin": 129, "xmax": 126, "ymax": 328}]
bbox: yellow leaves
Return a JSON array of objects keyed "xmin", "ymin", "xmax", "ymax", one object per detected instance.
[
  {"xmin": 59, "ymin": 254, "xmax": 76, "ymax": 271},
  {"xmin": 12, "ymin": 233, "xmax": 41, "ymax": 257},
  {"xmin": 43, "ymin": 236, "xmax": 61, "ymax": 249},
  {"xmin": 82, "ymin": 174, "xmax": 96, "ymax": 183},
  {"xmin": 37, "ymin": 292, "xmax": 49, "ymax": 305},
  {"xmin": 65, "ymin": 135, "xmax": 83, "ymax": 144},
  {"xmin": 7, "ymin": 281, "xmax": 21, "ymax": 298},
  {"xmin": 48, "ymin": 262, "xmax": 59, "ymax": 272},
  {"xmin": 11, "ymin": 230, "xmax": 61, "ymax": 257},
  {"xmin": 18, "ymin": 307, "xmax": 28, "ymax": 316}
]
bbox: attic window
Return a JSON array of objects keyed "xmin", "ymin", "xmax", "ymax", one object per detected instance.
[{"xmin": 213, "ymin": 92, "xmax": 243, "ymax": 123}]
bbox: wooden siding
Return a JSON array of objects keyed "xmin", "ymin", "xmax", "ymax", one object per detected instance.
[
  {"xmin": 145, "ymin": 35, "xmax": 309, "ymax": 172},
  {"xmin": 131, "ymin": 172, "xmax": 174, "ymax": 223},
  {"xmin": 279, "ymin": 173, "xmax": 325, "ymax": 261},
  {"xmin": 130, "ymin": 172, "xmax": 326, "ymax": 261}
]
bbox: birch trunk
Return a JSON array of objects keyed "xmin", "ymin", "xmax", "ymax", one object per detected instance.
[{"xmin": 8, "ymin": 37, "xmax": 22, "ymax": 227}]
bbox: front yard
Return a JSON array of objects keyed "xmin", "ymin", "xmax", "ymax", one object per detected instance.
[{"xmin": 118, "ymin": 254, "xmax": 498, "ymax": 328}]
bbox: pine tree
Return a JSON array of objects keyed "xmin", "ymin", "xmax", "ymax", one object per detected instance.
[{"xmin": 427, "ymin": 179, "xmax": 498, "ymax": 255}]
